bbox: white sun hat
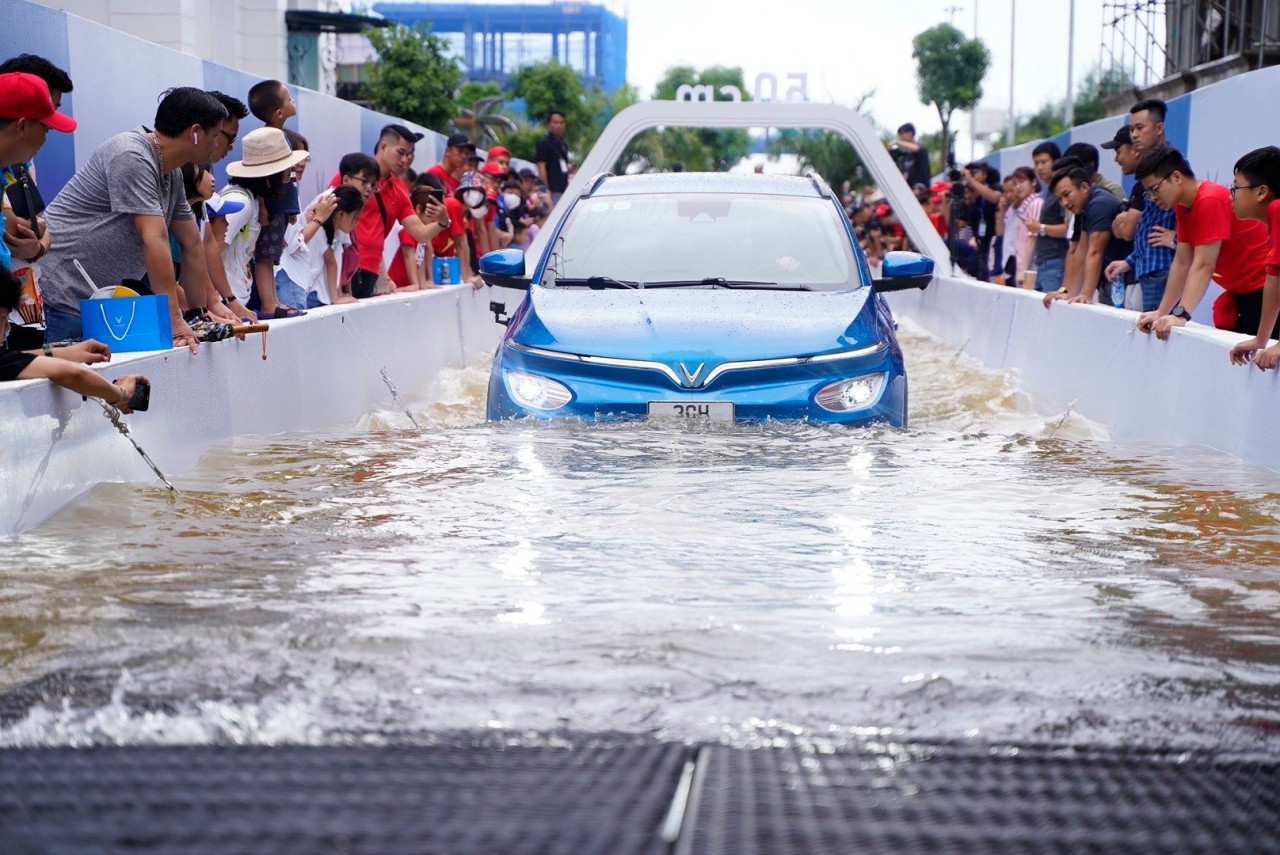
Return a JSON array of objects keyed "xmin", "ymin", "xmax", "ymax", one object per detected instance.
[{"xmin": 225, "ymin": 127, "xmax": 309, "ymax": 179}]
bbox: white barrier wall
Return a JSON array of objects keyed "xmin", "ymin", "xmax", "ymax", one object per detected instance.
[
  {"xmin": 887, "ymin": 278, "xmax": 1280, "ymax": 469},
  {"xmin": 0, "ymin": 287, "xmax": 515, "ymax": 536}
]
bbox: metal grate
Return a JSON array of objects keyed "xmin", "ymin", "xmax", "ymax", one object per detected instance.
[
  {"xmin": 681, "ymin": 742, "xmax": 1280, "ymax": 854},
  {"xmin": 0, "ymin": 739, "xmax": 689, "ymax": 854},
  {"xmin": 1, "ymin": 738, "xmax": 1278, "ymax": 853}
]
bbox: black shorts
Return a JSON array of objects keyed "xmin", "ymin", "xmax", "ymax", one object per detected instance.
[
  {"xmin": 350, "ymin": 269, "xmax": 380, "ymax": 300},
  {"xmin": 1232, "ymin": 288, "xmax": 1280, "ymax": 338}
]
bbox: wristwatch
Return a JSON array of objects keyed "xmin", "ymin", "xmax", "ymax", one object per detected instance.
[
  {"xmin": 1170, "ymin": 304, "xmax": 1192, "ymax": 321},
  {"xmin": 1038, "ymin": 224, "xmax": 1046, "ymax": 237}
]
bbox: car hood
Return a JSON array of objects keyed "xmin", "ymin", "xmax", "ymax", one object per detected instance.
[{"xmin": 510, "ymin": 286, "xmax": 880, "ymax": 362}]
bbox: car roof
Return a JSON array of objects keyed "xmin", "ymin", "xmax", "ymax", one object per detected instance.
[{"xmin": 586, "ymin": 172, "xmax": 826, "ymax": 198}]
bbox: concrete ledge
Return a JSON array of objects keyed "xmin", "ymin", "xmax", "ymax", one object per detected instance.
[
  {"xmin": 888, "ymin": 276, "xmax": 1280, "ymax": 468},
  {"xmin": 0, "ymin": 286, "xmax": 510, "ymax": 536}
]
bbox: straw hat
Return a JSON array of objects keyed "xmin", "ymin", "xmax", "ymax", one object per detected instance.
[{"xmin": 225, "ymin": 127, "xmax": 309, "ymax": 179}]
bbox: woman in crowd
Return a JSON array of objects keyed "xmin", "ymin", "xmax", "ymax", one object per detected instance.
[{"xmin": 208, "ymin": 127, "xmax": 309, "ymax": 320}]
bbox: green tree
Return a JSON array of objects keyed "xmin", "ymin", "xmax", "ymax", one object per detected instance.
[
  {"xmin": 912, "ymin": 23, "xmax": 991, "ymax": 168},
  {"xmin": 1071, "ymin": 65, "xmax": 1136, "ymax": 126},
  {"xmin": 508, "ymin": 60, "xmax": 594, "ymax": 155},
  {"xmin": 765, "ymin": 92, "xmax": 878, "ymax": 189},
  {"xmin": 456, "ymin": 80, "xmax": 503, "ymax": 115},
  {"xmin": 361, "ymin": 24, "xmax": 462, "ymax": 130},
  {"xmin": 998, "ymin": 64, "xmax": 1136, "ymax": 148}
]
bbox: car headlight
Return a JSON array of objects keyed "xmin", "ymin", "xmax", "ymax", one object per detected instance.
[
  {"xmin": 815, "ymin": 373, "xmax": 885, "ymax": 412},
  {"xmin": 506, "ymin": 369, "xmax": 572, "ymax": 410}
]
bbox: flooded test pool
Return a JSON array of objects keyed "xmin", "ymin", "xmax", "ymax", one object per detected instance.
[{"xmin": 2, "ymin": 330, "xmax": 1279, "ymax": 753}]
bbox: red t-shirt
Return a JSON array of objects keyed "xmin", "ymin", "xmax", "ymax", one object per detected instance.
[
  {"xmin": 432, "ymin": 197, "xmax": 467, "ymax": 257},
  {"xmin": 352, "ymin": 175, "xmax": 414, "ymax": 273},
  {"xmin": 427, "ymin": 164, "xmax": 459, "ymax": 196},
  {"xmin": 1175, "ymin": 180, "xmax": 1268, "ymax": 294},
  {"xmin": 387, "ymin": 226, "xmax": 420, "ymax": 290},
  {"xmin": 1266, "ymin": 198, "xmax": 1280, "ymax": 277}
]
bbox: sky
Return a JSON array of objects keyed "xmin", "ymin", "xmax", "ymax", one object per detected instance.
[
  {"xmin": 371, "ymin": 1, "xmax": 1152, "ymax": 156},
  {"xmin": 623, "ymin": 0, "xmax": 1122, "ymax": 155}
]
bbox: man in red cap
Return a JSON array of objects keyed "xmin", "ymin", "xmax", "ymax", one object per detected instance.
[
  {"xmin": 479, "ymin": 159, "xmax": 513, "ymax": 248},
  {"xmin": 0, "ymin": 72, "xmax": 75, "ymax": 291},
  {"xmin": 487, "ymin": 145, "xmax": 511, "ymax": 174}
]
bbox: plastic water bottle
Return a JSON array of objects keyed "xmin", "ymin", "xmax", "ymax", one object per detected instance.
[{"xmin": 1109, "ymin": 276, "xmax": 1126, "ymax": 308}]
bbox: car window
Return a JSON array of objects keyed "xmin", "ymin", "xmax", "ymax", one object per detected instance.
[{"xmin": 548, "ymin": 193, "xmax": 860, "ymax": 290}]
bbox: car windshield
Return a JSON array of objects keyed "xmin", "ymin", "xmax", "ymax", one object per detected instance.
[{"xmin": 546, "ymin": 192, "xmax": 860, "ymax": 291}]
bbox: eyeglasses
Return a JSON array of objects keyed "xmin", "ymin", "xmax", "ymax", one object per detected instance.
[
  {"xmin": 1142, "ymin": 174, "xmax": 1173, "ymax": 200},
  {"xmin": 1230, "ymin": 183, "xmax": 1261, "ymax": 199},
  {"xmin": 218, "ymin": 128, "xmax": 237, "ymax": 147}
]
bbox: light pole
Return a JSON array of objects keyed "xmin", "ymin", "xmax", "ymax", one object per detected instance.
[
  {"xmin": 1007, "ymin": 0, "xmax": 1016, "ymax": 147},
  {"xmin": 1064, "ymin": 0, "xmax": 1076, "ymax": 127},
  {"xmin": 970, "ymin": 0, "xmax": 978, "ymax": 160}
]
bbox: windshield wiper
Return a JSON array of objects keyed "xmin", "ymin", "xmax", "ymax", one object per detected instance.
[
  {"xmin": 554, "ymin": 276, "xmax": 640, "ymax": 289},
  {"xmin": 645, "ymin": 277, "xmax": 809, "ymax": 291}
]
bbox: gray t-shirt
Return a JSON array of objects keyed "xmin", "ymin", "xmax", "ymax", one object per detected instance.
[{"xmin": 40, "ymin": 128, "xmax": 192, "ymax": 315}]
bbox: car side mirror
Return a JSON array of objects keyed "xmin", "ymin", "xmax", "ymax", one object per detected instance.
[
  {"xmin": 873, "ymin": 250, "xmax": 934, "ymax": 293},
  {"xmin": 479, "ymin": 248, "xmax": 531, "ymax": 291}
]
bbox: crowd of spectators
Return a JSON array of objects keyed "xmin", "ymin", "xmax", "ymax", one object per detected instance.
[
  {"xmin": 0, "ymin": 55, "xmax": 563, "ymax": 410},
  {"xmin": 873, "ymin": 96, "xmax": 1280, "ymax": 369}
]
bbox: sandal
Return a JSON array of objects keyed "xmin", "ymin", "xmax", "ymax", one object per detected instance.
[{"xmin": 256, "ymin": 305, "xmax": 306, "ymax": 321}]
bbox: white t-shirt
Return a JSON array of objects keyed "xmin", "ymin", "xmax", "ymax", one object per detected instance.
[
  {"xmin": 217, "ymin": 186, "xmax": 261, "ymax": 304},
  {"xmin": 278, "ymin": 209, "xmax": 349, "ymax": 306}
]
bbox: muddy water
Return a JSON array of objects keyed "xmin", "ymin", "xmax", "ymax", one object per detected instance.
[{"xmin": 2, "ymin": 331, "xmax": 1279, "ymax": 752}]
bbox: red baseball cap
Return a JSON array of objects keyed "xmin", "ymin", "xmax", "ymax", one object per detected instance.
[
  {"xmin": 487, "ymin": 145, "xmax": 511, "ymax": 160},
  {"xmin": 0, "ymin": 72, "xmax": 76, "ymax": 132},
  {"xmin": 479, "ymin": 160, "xmax": 507, "ymax": 176}
]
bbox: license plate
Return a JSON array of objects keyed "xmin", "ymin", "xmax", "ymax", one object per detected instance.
[{"xmin": 647, "ymin": 401, "xmax": 735, "ymax": 421}]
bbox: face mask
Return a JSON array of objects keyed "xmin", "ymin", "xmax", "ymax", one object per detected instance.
[
  {"xmin": 461, "ymin": 189, "xmax": 485, "ymax": 208},
  {"xmin": 469, "ymin": 204, "xmax": 489, "ymax": 220},
  {"xmin": 503, "ymin": 193, "xmax": 522, "ymax": 210}
]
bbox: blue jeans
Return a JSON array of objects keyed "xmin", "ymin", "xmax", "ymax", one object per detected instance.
[
  {"xmin": 1137, "ymin": 269, "xmax": 1169, "ymax": 313},
  {"xmin": 1034, "ymin": 257, "xmax": 1065, "ymax": 293},
  {"xmin": 274, "ymin": 269, "xmax": 307, "ymax": 311},
  {"xmin": 43, "ymin": 308, "xmax": 82, "ymax": 343}
]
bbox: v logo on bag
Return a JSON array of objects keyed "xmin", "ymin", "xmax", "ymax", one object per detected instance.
[{"xmin": 99, "ymin": 302, "xmax": 136, "ymax": 341}]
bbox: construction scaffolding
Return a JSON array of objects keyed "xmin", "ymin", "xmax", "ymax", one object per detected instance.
[{"xmin": 1105, "ymin": 1, "xmax": 1280, "ymax": 98}]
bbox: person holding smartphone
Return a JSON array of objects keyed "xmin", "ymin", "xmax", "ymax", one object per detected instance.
[
  {"xmin": 0, "ymin": 265, "xmax": 150, "ymax": 411},
  {"xmin": 388, "ymin": 183, "xmax": 449, "ymax": 290}
]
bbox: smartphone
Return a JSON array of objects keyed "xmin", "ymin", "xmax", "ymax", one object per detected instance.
[{"xmin": 128, "ymin": 379, "xmax": 151, "ymax": 412}]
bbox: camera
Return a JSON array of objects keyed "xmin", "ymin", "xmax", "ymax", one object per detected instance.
[{"xmin": 128, "ymin": 378, "xmax": 150, "ymax": 412}]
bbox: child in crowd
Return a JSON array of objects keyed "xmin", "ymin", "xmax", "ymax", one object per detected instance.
[
  {"xmin": 1228, "ymin": 146, "xmax": 1280, "ymax": 369},
  {"xmin": 453, "ymin": 171, "xmax": 493, "ymax": 286},
  {"xmin": 321, "ymin": 152, "xmax": 380, "ymax": 290},
  {"xmin": 388, "ymin": 184, "xmax": 447, "ymax": 291},
  {"xmin": 276, "ymin": 184, "xmax": 363, "ymax": 309},
  {"xmin": 419, "ymin": 173, "xmax": 473, "ymax": 286},
  {"xmin": 208, "ymin": 128, "xmax": 309, "ymax": 318},
  {"xmin": 0, "ymin": 265, "xmax": 149, "ymax": 410},
  {"xmin": 246, "ymin": 80, "xmax": 305, "ymax": 317}
]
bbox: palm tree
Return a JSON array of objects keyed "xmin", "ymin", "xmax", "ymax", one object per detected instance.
[{"xmin": 452, "ymin": 95, "xmax": 517, "ymax": 147}]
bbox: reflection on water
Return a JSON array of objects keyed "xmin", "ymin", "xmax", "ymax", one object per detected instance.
[{"xmin": 2, "ymin": 335, "xmax": 1279, "ymax": 752}]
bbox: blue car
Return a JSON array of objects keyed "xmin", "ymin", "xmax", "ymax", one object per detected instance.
[{"xmin": 481, "ymin": 172, "xmax": 932, "ymax": 426}]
